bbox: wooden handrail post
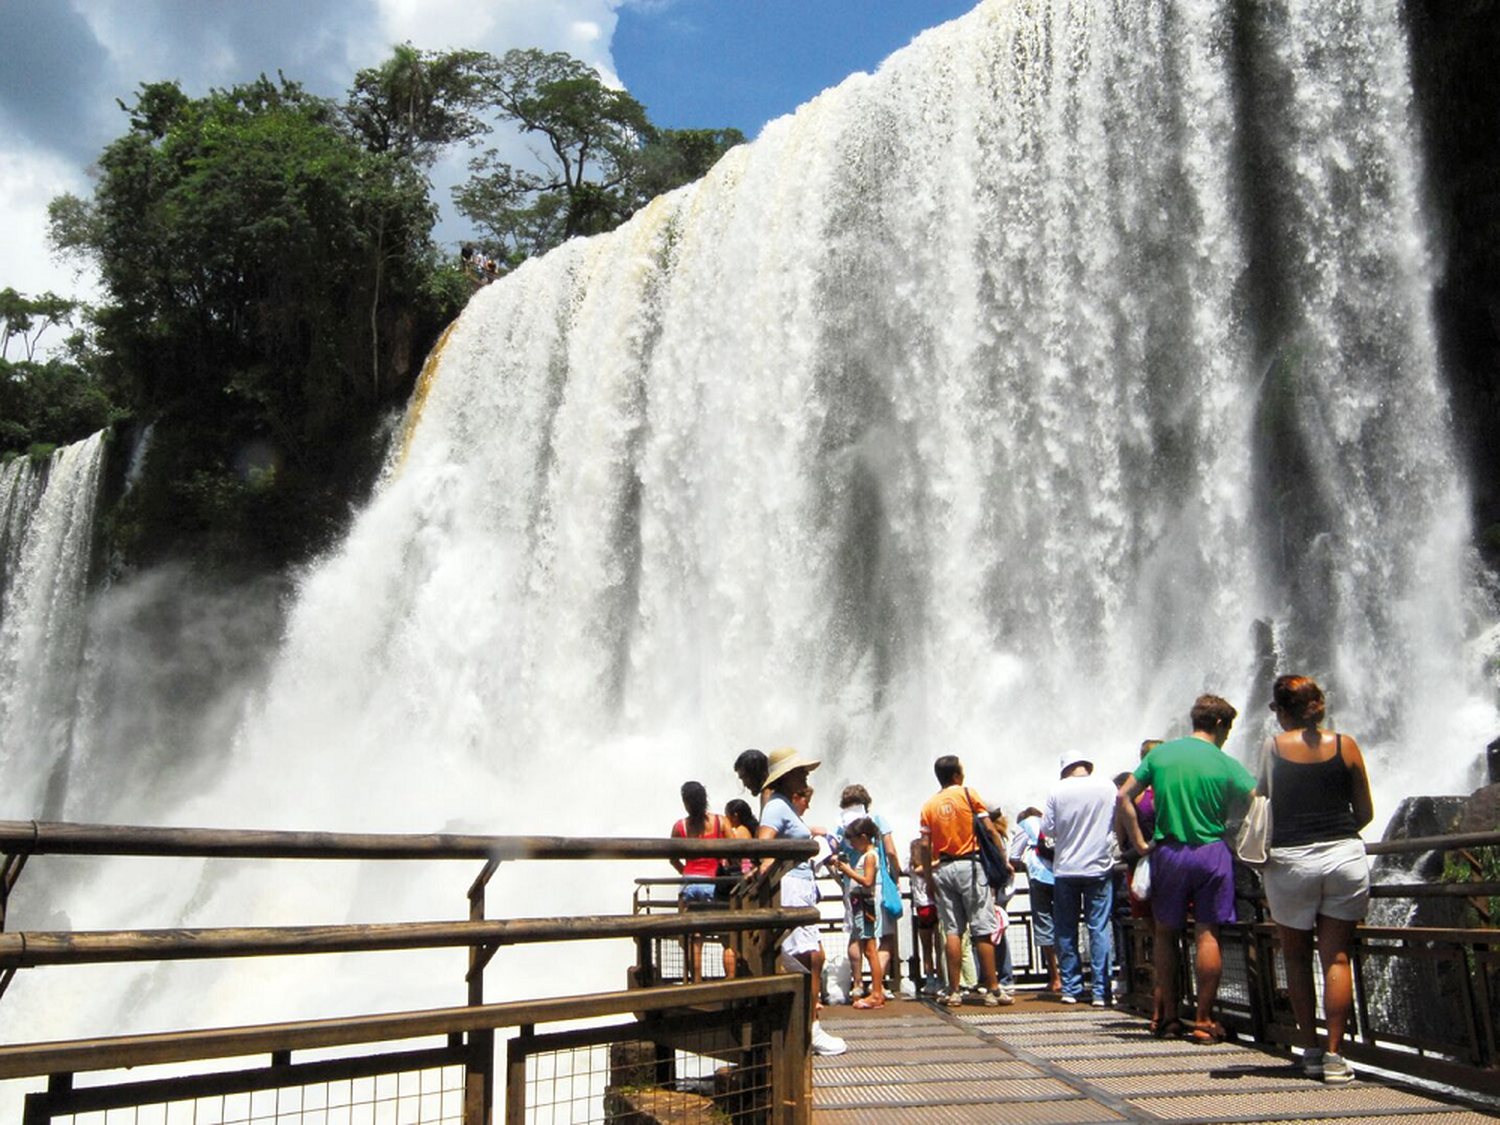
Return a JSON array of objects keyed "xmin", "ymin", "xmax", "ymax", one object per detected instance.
[
  {"xmin": 503, "ymin": 1029, "xmax": 529, "ymax": 1125},
  {"xmin": 1, "ymin": 851, "xmax": 29, "ymax": 932},
  {"xmin": 787, "ymin": 971, "xmax": 812, "ymax": 1125},
  {"xmin": 466, "ymin": 859, "xmax": 499, "ymax": 1125}
]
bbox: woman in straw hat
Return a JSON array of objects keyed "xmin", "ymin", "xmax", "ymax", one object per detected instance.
[{"xmin": 756, "ymin": 746, "xmax": 846, "ymax": 1056}]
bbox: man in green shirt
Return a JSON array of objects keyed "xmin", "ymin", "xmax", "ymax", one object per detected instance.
[{"xmin": 1118, "ymin": 694, "xmax": 1254, "ymax": 1043}]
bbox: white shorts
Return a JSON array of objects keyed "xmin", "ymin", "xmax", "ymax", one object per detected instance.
[
  {"xmin": 779, "ymin": 874, "xmax": 823, "ymax": 959},
  {"xmin": 1263, "ymin": 837, "xmax": 1370, "ymax": 930}
]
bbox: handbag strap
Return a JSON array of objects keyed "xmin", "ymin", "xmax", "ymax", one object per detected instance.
[{"xmin": 1258, "ymin": 737, "xmax": 1276, "ymax": 798}]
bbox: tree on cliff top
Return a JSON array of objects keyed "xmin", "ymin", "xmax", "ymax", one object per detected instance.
[
  {"xmin": 455, "ymin": 49, "xmax": 744, "ymax": 264},
  {"xmin": 48, "ymin": 75, "xmax": 465, "ymax": 568}
]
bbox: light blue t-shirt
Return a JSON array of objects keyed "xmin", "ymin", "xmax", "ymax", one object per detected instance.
[
  {"xmin": 1012, "ymin": 815, "xmax": 1055, "ymax": 886},
  {"xmin": 762, "ymin": 793, "xmax": 814, "ymax": 880}
]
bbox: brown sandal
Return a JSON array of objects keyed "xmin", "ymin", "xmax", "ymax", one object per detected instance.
[{"xmin": 1152, "ymin": 1017, "xmax": 1187, "ymax": 1039}]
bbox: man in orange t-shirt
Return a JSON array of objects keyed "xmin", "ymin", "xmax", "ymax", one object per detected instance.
[{"xmin": 920, "ymin": 755, "xmax": 1006, "ymax": 1006}]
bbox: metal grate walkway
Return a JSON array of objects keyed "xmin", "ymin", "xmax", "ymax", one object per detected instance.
[{"xmin": 815, "ymin": 994, "xmax": 1500, "ymax": 1125}]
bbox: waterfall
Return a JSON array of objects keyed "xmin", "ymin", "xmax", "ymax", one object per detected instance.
[
  {"xmin": 0, "ymin": 432, "xmax": 108, "ymax": 820},
  {"xmin": 232, "ymin": 0, "xmax": 1490, "ymax": 822},
  {"xmin": 2, "ymin": 0, "xmax": 1497, "ymax": 1068}
]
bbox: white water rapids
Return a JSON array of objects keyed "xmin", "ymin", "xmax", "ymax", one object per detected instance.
[{"xmin": 2, "ymin": 0, "xmax": 1498, "ymax": 1094}]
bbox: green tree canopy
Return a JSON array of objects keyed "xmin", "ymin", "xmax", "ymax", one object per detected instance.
[
  {"xmin": 0, "ymin": 290, "xmax": 113, "ymax": 457},
  {"xmin": 455, "ymin": 49, "xmax": 742, "ymax": 263},
  {"xmin": 0, "ymin": 288, "xmax": 79, "ymax": 363},
  {"xmin": 48, "ymin": 75, "xmax": 465, "ymax": 567},
  {"xmin": 345, "ymin": 44, "xmax": 490, "ymax": 165}
]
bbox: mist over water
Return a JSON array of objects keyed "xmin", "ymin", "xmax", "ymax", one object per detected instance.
[{"xmin": 2, "ymin": 0, "xmax": 1498, "ymax": 1076}]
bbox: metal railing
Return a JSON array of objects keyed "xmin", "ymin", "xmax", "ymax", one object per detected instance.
[{"xmin": 0, "ymin": 819, "xmax": 819, "ymax": 1125}]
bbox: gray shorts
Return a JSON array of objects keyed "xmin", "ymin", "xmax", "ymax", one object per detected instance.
[
  {"xmin": 935, "ymin": 856, "xmax": 997, "ymax": 938},
  {"xmin": 1263, "ymin": 837, "xmax": 1370, "ymax": 930}
]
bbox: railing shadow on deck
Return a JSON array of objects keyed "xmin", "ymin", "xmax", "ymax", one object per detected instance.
[{"xmin": 0, "ymin": 819, "xmax": 819, "ymax": 1125}]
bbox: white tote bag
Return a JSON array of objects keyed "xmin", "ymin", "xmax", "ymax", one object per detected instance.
[{"xmin": 1232, "ymin": 739, "xmax": 1275, "ymax": 867}]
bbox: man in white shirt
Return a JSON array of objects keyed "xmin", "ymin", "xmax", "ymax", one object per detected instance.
[{"xmin": 1042, "ymin": 753, "xmax": 1118, "ymax": 1005}]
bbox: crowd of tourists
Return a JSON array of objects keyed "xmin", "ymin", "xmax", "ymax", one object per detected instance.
[{"xmin": 669, "ymin": 674, "xmax": 1374, "ymax": 1078}]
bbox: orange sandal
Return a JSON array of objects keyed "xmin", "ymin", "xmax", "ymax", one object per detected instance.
[
  {"xmin": 853, "ymin": 996, "xmax": 886, "ymax": 1010},
  {"xmin": 1187, "ymin": 1021, "xmax": 1225, "ymax": 1045}
]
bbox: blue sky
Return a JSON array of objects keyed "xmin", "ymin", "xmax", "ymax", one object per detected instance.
[
  {"xmin": 0, "ymin": 0, "xmax": 979, "ymax": 306},
  {"xmin": 613, "ymin": 0, "xmax": 977, "ymax": 135}
]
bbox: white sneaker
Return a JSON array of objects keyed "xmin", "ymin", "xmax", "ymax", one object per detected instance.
[
  {"xmin": 920, "ymin": 976, "xmax": 941, "ymax": 996},
  {"xmin": 1091, "ymin": 997, "xmax": 1108, "ymax": 1008},
  {"xmin": 996, "ymin": 988, "xmax": 1016, "ymax": 1006},
  {"xmin": 982, "ymin": 989, "xmax": 1001, "ymax": 1007},
  {"xmin": 1321, "ymin": 1053, "xmax": 1354, "ymax": 1085},
  {"xmin": 1059, "ymin": 994, "xmax": 1079, "ymax": 1005},
  {"xmin": 811, "ymin": 1024, "xmax": 847, "ymax": 1057}
]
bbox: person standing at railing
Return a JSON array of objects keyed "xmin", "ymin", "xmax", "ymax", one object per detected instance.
[
  {"xmin": 909, "ymin": 837, "xmax": 943, "ymax": 995},
  {"xmin": 920, "ymin": 755, "xmax": 1007, "ymax": 1007},
  {"xmin": 987, "ymin": 805, "xmax": 1018, "ymax": 1005},
  {"xmin": 1118, "ymin": 694, "xmax": 1253, "ymax": 1044},
  {"xmin": 734, "ymin": 748, "xmax": 770, "ymax": 808},
  {"xmin": 725, "ymin": 799, "xmax": 759, "ymax": 875},
  {"xmin": 756, "ymin": 747, "xmax": 847, "ymax": 1056},
  {"xmin": 1261, "ymin": 674, "xmax": 1374, "ymax": 1086},
  {"xmin": 671, "ymin": 781, "xmax": 736, "ymax": 983},
  {"xmin": 1011, "ymin": 807, "xmax": 1063, "ymax": 993},
  {"xmin": 834, "ymin": 784, "xmax": 902, "ymax": 998},
  {"xmin": 833, "ymin": 817, "xmax": 889, "ymax": 1009},
  {"xmin": 1044, "ymin": 755, "xmax": 1119, "ymax": 1007}
]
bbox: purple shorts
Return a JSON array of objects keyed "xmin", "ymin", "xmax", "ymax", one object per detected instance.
[{"xmin": 1150, "ymin": 840, "xmax": 1236, "ymax": 927}]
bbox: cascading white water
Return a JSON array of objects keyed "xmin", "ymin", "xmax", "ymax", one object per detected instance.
[
  {"xmin": 2, "ymin": 0, "xmax": 1498, "ymax": 1083},
  {"xmin": 233, "ymin": 0, "xmax": 1487, "ymax": 815},
  {"xmin": 0, "ymin": 431, "xmax": 107, "ymax": 819}
]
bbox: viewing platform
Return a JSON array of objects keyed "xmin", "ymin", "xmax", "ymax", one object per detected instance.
[
  {"xmin": 5, "ymin": 818, "xmax": 1500, "ymax": 1124},
  {"xmin": 817, "ymin": 995, "xmax": 1500, "ymax": 1124}
]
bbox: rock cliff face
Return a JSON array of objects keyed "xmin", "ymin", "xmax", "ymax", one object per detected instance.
[
  {"xmin": 1371, "ymin": 794, "xmax": 1468, "ymax": 929},
  {"xmin": 1407, "ymin": 3, "xmax": 1500, "ymax": 565}
]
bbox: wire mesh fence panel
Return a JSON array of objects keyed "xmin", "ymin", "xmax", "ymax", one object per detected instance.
[
  {"xmin": 512, "ymin": 1017, "xmax": 776, "ymax": 1125},
  {"xmin": 1354, "ymin": 934, "xmax": 1478, "ymax": 1058},
  {"xmin": 35, "ymin": 1064, "xmax": 466, "ymax": 1125},
  {"xmin": 650, "ymin": 935, "xmax": 729, "ymax": 983}
]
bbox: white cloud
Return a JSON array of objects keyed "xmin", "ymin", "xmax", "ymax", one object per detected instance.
[
  {"xmin": 0, "ymin": 143, "xmax": 102, "ymax": 309},
  {"xmin": 0, "ymin": 0, "xmax": 633, "ymax": 314}
]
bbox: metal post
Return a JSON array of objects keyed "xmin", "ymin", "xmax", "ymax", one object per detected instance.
[{"xmin": 1243, "ymin": 926, "xmax": 1267, "ymax": 1043}]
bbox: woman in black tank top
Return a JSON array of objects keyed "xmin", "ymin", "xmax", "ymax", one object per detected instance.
[{"xmin": 1262, "ymin": 675, "xmax": 1374, "ymax": 1084}]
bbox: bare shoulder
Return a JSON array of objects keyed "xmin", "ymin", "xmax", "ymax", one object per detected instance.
[{"xmin": 1338, "ymin": 731, "xmax": 1368, "ymax": 769}]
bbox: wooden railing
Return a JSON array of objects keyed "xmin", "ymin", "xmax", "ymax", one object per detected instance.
[{"xmin": 0, "ymin": 819, "xmax": 819, "ymax": 1125}]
